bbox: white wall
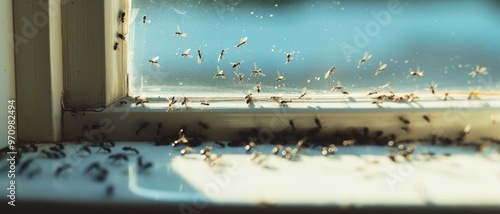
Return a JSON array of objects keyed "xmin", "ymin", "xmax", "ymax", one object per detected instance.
[{"xmin": 0, "ymin": 1, "xmax": 15, "ymax": 149}]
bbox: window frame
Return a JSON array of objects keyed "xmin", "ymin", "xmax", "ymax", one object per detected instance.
[{"xmin": 9, "ymin": 0, "xmax": 500, "ymax": 145}]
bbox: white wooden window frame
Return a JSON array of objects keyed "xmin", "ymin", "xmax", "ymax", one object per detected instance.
[{"xmin": 6, "ymin": 0, "xmax": 500, "ymax": 145}]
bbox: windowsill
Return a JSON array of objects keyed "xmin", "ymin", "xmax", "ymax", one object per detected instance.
[
  {"xmin": 62, "ymin": 92, "xmax": 500, "ymax": 143},
  {"xmin": 115, "ymin": 92, "xmax": 500, "ymax": 112}
]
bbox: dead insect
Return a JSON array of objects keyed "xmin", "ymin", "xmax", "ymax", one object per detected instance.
[
  {"xmin": 141, "ymin": 15, "xmax": 151, "ymax": 24},
  {"xmin": 367, "ymin": 91, "xmax": 378, "ymax": 96},
  {"xmin": 468, "ymin": 65, "xmax": 487, "ymax": 77},
  {"xmin": 77, "ymin": 145, "xmax": 92, "ymax": 155},
  {"xmin": 372, "ymin": 101, "xmax": 383, "ymax": 106},
  {"xmin": 198, "ymin": 120, "xmax": 210, "ymax": 130},
  {"xmin": 29, "ymin": 144, "xmax": 38, "ymax": 152},
  {"xmin": 168, "ymin": 96, "xmax": 177, "ymax": 109},
  {"xmin": 244, "ymin": 92, "xmax": 254, "ymax": 105},
  {"xmin": 235, "ymin": 36, "xmax": 248, "ymax": 48},
  {"xmin": 281, "ymin": 147, "xmax": 293, "ymax": 159},
  {"xmin": 119, "ymin": 100, "xmax": 127, "ymax": 105},
  {"xmin": 388, "ymin": 154, "xmax": 396, "ymax": 162},
  {"xmin": 278, "ymin": 99, "xmax": 292, "ymax": 106},
  {"xmin": 174, "ymin": 25, "xmax": 187, "ymax": 37},
  {"xmin": 423, "ymin": 115, "xmax": 431, "ymax": 123},
  {"xmin": 103, "ymin": 139, "xmax": 115, "ymax": 147},
  {"xmin": 375, "ymin": 62, "xmax": 387, "ymax": 76},
  {"xmin": 180, "ymin": 146, "xmax": 193, "ymax": 155},
  {"xmin": 298, "ymin": 87, "xmax": 307, "ymax": 99},
  {"xmin": 180, "ymin": 49, "xmax": 193, "ymax": 58},
  {"xmin": 19, "ymin": 158, "xmax": 35, "ymax": 175},
  {"xmin": 357, "ymin": 51, "xmax": 372, "ymax": 69},
  {"xmin": 214, "ymin": 141, "xmax": 225, "ymax": 148},
  {"xmin": 245, "ymin": 141, "xmax": 256, "ymax": 152},
  {"xmin": 213, "ymin": 66, "xmax": 226, "ymax": 79},
  {"xmin": 254, "ymin": 82, "xmax": 262, "ymax": 93},
  {"xmin": 123, "ymin": 146, "xmax": 139, "ymax": 155},
  {"xmin": 97, "ymin": 144, "xmax": 112, "ymax": 154},
  {"xmin": 315, "ymin": 117, "xmax": 322, "ymax": 129},
  {"xmin": 409, "ymin": 67, "xmax": 424, "ymax": 77},
  {"xmin": 231, "ymin": 61, "xmax": 244, "ymax": 70},
  {"xmin": 426, "ymin": 82, "xmax": 438, "ymax": 95},
  {"xmin": 251, "ymin": 63, "xmax": 265, "ymax": 77},
  {"xmin": 289, "ymin": 120, "xmax": 296, "ymax": 132},
  {"xmin": 113, "ymin": 42, "xmax": 119, "ymax": 50},
  {"xmin": 272, "ymin": 144, "xmax": 283, "ymax": 155},
  {"xmin": 330, "ymin": 81, "xmax": 343, "ymax": 91},
  {"xmin": 468, "ymin": 89, "xmax": 480, "ymax": 100},
  {"xmin": 197, "ymin": 49, "xmax": 203, "ymax": 64},
  {"xmin": 200, "ymin": 98, "xmax": 210, "ymax": 106},
  {"xmin": 324, "ymin": 66, "xmax": 336, "ymax": 79},
  {"xmin": 137, "ymin": 156, "xmax": 153, "ymax": 172},
  {"xmin": 156, "ymin": 122, "xmax": 163, "ymax": 136},
  {"xmin": 135, "ymin": 98, "xmax": 149, "ymax": 107},
  {"xmin": 50, "ymin": 145, "xmax": 62, "ymax": 152},
  {"xmin": 55, "ymin": 142, "xmax": 65, "ymax": 150},
  {"xmin": 321, "ymin": 144, "xmax": 337, "ymax": 156},
  {"xmin": 108, "ymin": 153, "xmax": 129, "ymax": 162},
  {"xmin": 276, "ymin": 71, "xmax": 286, "ymax": 81},
  {"xmin": 84, "ymin": 162, "xmax": 101, "ymax": 175},
  {"xmin": 217, "ymin": 48, "xmax": 229, "ymax": 62},
  {"xmin": 117, "ymin": 33, "xmax": 126, "ymax": 41},
  {"xmin": 405, "ymin": 92, "xmax": 419, "ymax": 103},
  {"xmin": 118, "ymin": 11, "xmax": 126, "ymax": 23},
  {"xmin": 93, "ymin": 168, "xmax": 108, "ymax": 182},
  {"xmin": 200, "ymin": 146, "xmax": 213, "ymax": 156},
  {"xmin": 234, "ymin": 72, "xmax": 245, "ymax": 83},
  {"xmin": 135, "ymin": 121, "xmax": 149, "ymax": 136},
  {"xmin": 285, "ymin": 51, "xmax": 295, "ymax": 65},
  {"xmin": 148, "ymin": 56, "xmax": 160, "ymax": 67},
  {"xmin": 398, "ymin": 116, "xmax": 410, "ymax": 125},
  {"xmin": 379, "ymin": 81, "xmax": 391, "ymax": 89},
  {"xmin": 401, "ymin": 126, "xmax": 410, "ymax": 133},
  {"xmin": 55, "ymin": 163, "xmax": 72, "ymax": 178},
  {"xmin": 342, "ymin": 90, "xmax": 349, "ymax": 95},
  {"xmin": 173, "ymin": 129, "xmax": 189, "ymax": 146},
  {"xmin": 444, "ymin": 90, "xmax": 450, "ymax": 101},
  {"xmin": 343, "ymin": 139, "xmax": 356, "ymax": 146},
  {"xmin": 181, "ymin": 97, "xmax": 189, "ymax": 109}
]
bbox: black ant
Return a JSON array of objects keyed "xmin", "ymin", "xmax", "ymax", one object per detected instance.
[
  {"xmin": 19, "ymin": 158, "xmax": 35, "ymax": 175},
  {"xmin": 97, "ymin": 143, "xmax": 112, "ymax": 154},
  {"xmin": 55, "ymin": 163, "xmax": 72, "ymax": 178},
  {"xmin": 116, "ymin": 32, "xmax": 126, "ymax": 41},
  {"xmin": 77, "ymin": 145, "xmax": 92, "ymax": 156},
  {"xmin": 137, "ymin": 156, "xmax": 153, "ymax": 173},
  {"xmin": 123, "ymin": 146, "xmax": 139, "ymax": 155},
  {"xmin": 136, "ymin": 120, "xmax": 149, "ymax": 136},
  {"xmin": 108, "ymin": 153, "xmax": 128, "ymax": 164},
  {"xmin": 118, "ymin": 11, "xmax": 126, "ymax": 24},
  {"xmin": 156, "ymin": 122, "xmax": 163, "ymax": 136}
]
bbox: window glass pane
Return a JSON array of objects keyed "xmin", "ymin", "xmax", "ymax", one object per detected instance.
[{"xmin": 128, "ymin": 0, "xmax": 500, "ymax": 98}]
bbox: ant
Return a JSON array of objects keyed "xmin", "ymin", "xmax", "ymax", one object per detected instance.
[
  {"xmin": 123, "ymin": 146, "xmax": 140, "ymax": 155},
  {"xmin": 137, "ymin": 156, "xmax": 153, "ymax": 173}
]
